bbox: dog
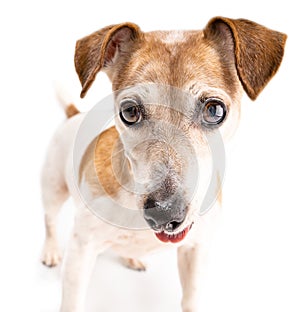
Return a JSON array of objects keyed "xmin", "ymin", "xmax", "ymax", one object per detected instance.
[{"xmin": 41, "ymin": 17, "xmax": 286, "ymax": 312}]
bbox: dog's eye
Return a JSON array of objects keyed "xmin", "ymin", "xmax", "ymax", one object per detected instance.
[
  {"xmin": 119, "ymin": 100, "xmax": 142, "ymax": 125},
  {"xmin": 202, "ymin": 98, "xmax": 227, "ymax": 126}
]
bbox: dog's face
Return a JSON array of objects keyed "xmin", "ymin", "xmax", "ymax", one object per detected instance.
[
  {"xmin": 75, "ymin": 17, "xmax": 286, "ymax": 241},
  {"xmin": 112, "ymin": 82, "xmax": 239, "ymax": 236}
]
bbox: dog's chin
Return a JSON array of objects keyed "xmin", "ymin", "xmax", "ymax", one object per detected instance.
[{"xmin": 154, "ymin": 223, "xmax": 193, "ymax": 243}]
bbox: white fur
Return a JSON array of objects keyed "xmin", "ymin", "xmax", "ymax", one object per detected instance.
[{"xmin": 161, "ymin": 30, "xmax": 186, "ymax": 44}]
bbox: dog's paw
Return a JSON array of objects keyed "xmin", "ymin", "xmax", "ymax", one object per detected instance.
[
  {"xmin": 41, "ymin": 239, "xmax": 62, "ymax": 267},
  {"xmin": 121, "ymin": 257, "xmax": 147, "ymax": 271}
]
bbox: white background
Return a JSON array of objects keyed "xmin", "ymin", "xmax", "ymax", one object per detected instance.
[{"xmin": 0, "ymin": 0, "xmax": 299, "ymax": 311}]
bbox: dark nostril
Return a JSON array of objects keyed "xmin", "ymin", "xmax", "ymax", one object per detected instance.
[
  {"xmin": 144, "ymin": 197, "xmax": 156, "ymax": 210},
  {"xmin": 165, "ymin": 220, "xmax": 182, "ymax": 232}
]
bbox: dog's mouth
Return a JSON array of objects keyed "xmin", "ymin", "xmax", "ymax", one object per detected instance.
[{"xmin": 154, "ymin": 223, "xmax": 193, "ymax": 243}]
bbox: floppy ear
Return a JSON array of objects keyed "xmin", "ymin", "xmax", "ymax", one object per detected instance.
[
  {"xmin": 75, "ymin": 23, "xmax": 143, "ymax": 98},
  {"xmin": 204, "ymin": 17, "xmax": 287, "ymax": 100}
]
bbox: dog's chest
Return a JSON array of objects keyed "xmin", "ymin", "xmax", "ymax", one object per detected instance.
[{"xmin": 110, "ymin": 229, "xmax": 168, "ymax": 258}]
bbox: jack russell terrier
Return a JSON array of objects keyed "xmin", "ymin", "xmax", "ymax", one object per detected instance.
[{"xmin": 41, "ymin": 16, "xmax": 286, "ymax": 312}]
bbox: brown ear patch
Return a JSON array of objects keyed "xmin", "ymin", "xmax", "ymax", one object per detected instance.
[
  {"xmin": 74, "ymin": 23, "xmax": 142, "ymax": 98},
  {"xmin": 204, "ymin": 17, "xmax": 287, "ymax": 100}
]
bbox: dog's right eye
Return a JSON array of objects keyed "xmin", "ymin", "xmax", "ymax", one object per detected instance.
[
  {"xmin": 119, "ymin": 100, "xmax": 142, "ymax": 126},
  {"xmin": 201, "ymin": 98, "xmax": 227, "ymax": 127}
]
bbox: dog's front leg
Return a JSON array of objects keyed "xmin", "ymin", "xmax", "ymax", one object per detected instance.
[
  {"xmin": 177, "ymin": 243, "xmax": 209, "ymax": 312},
  {"xmin": 60, "ymin": 231, "xmax": 98, "ymax": 312}
]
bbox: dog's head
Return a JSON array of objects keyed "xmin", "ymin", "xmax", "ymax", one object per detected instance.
[{"xmin": 75, "ymin": 17, "xmax": 286, "ymax": 241}]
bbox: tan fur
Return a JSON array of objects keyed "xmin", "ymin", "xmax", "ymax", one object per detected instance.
[
  {"xmin": 80, "ymin": 126, "xmax": 130, "ymax": 197},
  {"xmin": 78, "ymin": 137, "xmax": 100, "ymax": 195},
  {"xmin": 65, "ymin": 104, "xmax": 80, "ymax": 118},
  {"xmin": 94, "ymin": 126, "xmax": 123, "ymax": 197},
  {"xmin": 203, "ymin": 17, "xmax": 287, "ymax": 100},
  {"xmin": 105, "ymin": 30, "xmax": 240, "ymax": 100},
  {"xmin": 75, "ymin": 23, "xmax": 143, "ymax": 98},
  {"xmin": 75, "ymin": 18, "xmax": 286, "ymax": 101}
]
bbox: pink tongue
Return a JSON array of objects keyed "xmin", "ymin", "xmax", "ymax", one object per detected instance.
[{"xmin": 155, "ymin": 226, "xmax": 190, "ymax": 243}]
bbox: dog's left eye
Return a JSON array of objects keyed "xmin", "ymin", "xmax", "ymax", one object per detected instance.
[
  {"xmin": 202, "ymin": 98, "xmax": 227, "ymax": 126},
  {"xmin": 119, "ymin": 100, "xmax": 142, "ymax": 126}
]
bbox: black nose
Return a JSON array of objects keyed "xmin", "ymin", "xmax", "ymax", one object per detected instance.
[{"xmin": 143, "ymin": 196, "xmax": 186, "ymax": 232}]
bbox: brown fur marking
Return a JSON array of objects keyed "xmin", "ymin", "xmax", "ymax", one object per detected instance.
[
  {"xmin": 74, "ymin": 18, "xmax": 286, "ymax": 102},
  {"xmin": 75, "ymin": 23, "xmax": 143, "ymax": 98},
  {"xmin": 79, "ymin": 126, "xmax": 131, "ymax": 198},
  {"xmin": 93, "ymin": 127, "xmax": 122, "ymax": 197},
  {"xmin": 204, "ymin": 17, "xmax": 287, "ymax": 100},
  {"xmin": 66, "ymin": 104, "xmax": 80, "ymax": 118}
]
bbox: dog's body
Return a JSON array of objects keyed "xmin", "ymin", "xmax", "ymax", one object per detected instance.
[
  {"xmin": 41, "ymin": 17, "xmax": 286, "ymax": 312},
  {"xmin": 42, "ymin": 109, "xmax": 220, "ymax": 311}
]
